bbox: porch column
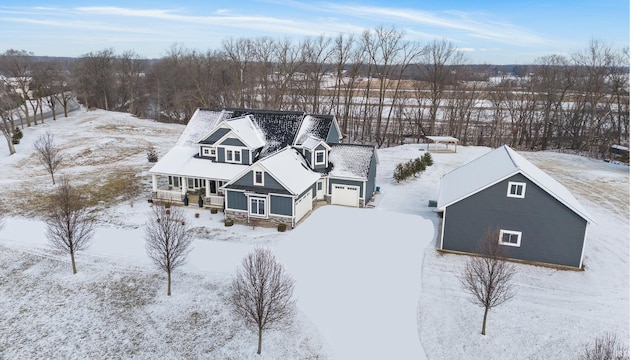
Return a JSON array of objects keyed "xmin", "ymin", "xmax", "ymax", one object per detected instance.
[
  {"xmin": 205, "ymin": 179, "xmax": 211, "ymax": 197},
  {"xmin": 151, "ymin": 174, "xmax": 157, "ymax": 191},
  {"xmin": 181, "ymin": 176, "xmax": 187, "ymax": 195}
]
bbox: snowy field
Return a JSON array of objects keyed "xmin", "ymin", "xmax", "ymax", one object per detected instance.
[{"xmin": 0, "ymin": 109, "xmax": 631, "ymax": 359}]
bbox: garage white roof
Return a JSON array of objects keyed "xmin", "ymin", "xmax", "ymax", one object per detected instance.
[{"xmin": 437, "ymin": 145, "xmax": 594, "ymax": 223}]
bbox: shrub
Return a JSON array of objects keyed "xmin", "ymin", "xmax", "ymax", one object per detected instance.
[
  {"xmin": 147, "ymin": 147, "xmax": 158, "ymax": 163},
  {"xmin": 277, "ymin": 223, "xmax": 286, "ymax": 232},
  {"xmin": 224, "ymin": 219, "xmax": 234, "ymax": 227},
  {"xmin": 578, "ymin": 333, "xmax": 629, "ymax": 360},
  {"xmin": 393, "ymin": 152, "xmax": 434, "ymax": 183},
  {"xmin": 12, "ymin": 127, "xmax": 23, "ymax": 144}
]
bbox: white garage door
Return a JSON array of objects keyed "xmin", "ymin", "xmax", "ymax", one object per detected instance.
[
  {"xmin": 331, "ymin": 184, "xmax": 360, "ymax": 207},
  {"xmin": 295, "ymin": 191, "xmax": 313, "ymax": 222}
]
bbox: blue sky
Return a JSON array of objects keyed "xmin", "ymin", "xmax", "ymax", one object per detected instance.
[{"xmin": 0, "ymin": 0, "xmax": 630, "ymax": 64}]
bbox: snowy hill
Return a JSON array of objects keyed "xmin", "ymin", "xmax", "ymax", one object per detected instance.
[{"xmin": 0, "ymin": 109, "xmax": 630, "ymax": 359}]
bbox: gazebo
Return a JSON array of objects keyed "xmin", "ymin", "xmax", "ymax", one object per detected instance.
[{"xmin": 425, "ymin": 136, "xmax": 459, "ymax": 153}]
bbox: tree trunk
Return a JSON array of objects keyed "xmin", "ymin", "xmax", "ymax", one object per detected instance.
[
  {"xmin": 51, "ymin": 171, "xmax": 56, "ymax": 185},
  {"xmin": 257, "ymin": 327, "xmax": 263, "ymax": 354},
  {"xmin": 481, "ymin": 306, "xmax": 489, "ymax": 335},
  {"xmin": 70, "ymin": 251, "xmax": 77, "ymax": 274},
  {"xmin": 1, "ymin": 130, "xmax": 16, "ymax": 155},
  {"xmin": 167, "ymin": 270, "xmax": 172, "ymax": 296}
]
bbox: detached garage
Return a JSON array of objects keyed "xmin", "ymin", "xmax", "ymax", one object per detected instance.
[{"xmin": 331, "ymin": 184, "xmax": 360, "ymax": 207}]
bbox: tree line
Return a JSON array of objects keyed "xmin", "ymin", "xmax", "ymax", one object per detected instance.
[{"xmin": 1, "ymin": 26, "xmax": 629, "ymax": 156}]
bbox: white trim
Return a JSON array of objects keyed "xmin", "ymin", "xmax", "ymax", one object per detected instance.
[
  {"xmin": 499, "ymin": 229, "xmax": 522, "ymax": 247},
  {"xmin": 225, "ymin": 146, "xmax": 243, "ymax": 164},
  {"xmin": 315, "ymin": 150, "xmax": 326, "ymax": 166},
  {"xmin": 507, "ymin": 181, "xmax": 526, "ymax": 198},
  {"xmin": 439, "ymin": 208, "xmax": 446, "ymax": 250},
  {"xmin": 578, "ymin": 222, "xmax": 589, "ymax": 269},
  {"xmin": 248, "ymin": 196, "xmax": 267, "ymax": 217},
  {"xmin": 254, "ymin": 170, "xmax": 264, "ymax": 186}
]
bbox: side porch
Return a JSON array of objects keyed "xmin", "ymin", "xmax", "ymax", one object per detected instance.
[{"xmin": 150, "ymin": 174, "xmax": 226, "ymax": 209}]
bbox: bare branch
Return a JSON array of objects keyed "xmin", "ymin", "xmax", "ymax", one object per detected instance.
[
  {"xmin": 44, "ymin": 176, "xmax": 95, "ymax": 274},
  {"xmin": 33, "ymin": 132, "xmax": 64, "ymax": 185},
  {"xmin": 231, "ymin": 247, "xmax": 296, "ymax": 354},
  {"xmin": 144, "ymin": 203, "xmax": 193, "ymax": 296},
  {"xmin": 578, "ymin": 332, "xmax": 629, "ymax": 360},
  {"xmin": 459, "ymin": 227, "xmax": 517, "ymax": 335}
]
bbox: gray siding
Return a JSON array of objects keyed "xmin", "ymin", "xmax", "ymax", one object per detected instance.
[
  {"xmin": 441, "ymin": 173, "xmax": 587, "ymax": 268},
  {"xmin": 226, "ymin": 190, "xmax": 248, "ymax": 210},
  {"xmin": 218, "ymin": 146, "xmax": 251, "ymax": 165},
  {"xmin": 230, "ymin": 170, "xmax": 289, "ymax": 193},
  {"xmin": 221, "ymin": 137, "xmax": 245, "ymax": 147},
  {"xmin": 364, "ymin": 153, "xmax": 377, "ymax": 203},
  {"xmin": 270, "ymin": 195, "xmax": 293, "ymax": 216},
  {"xmin": 326, "ymin": 123, "xmax": 341, "ymax": 143}
]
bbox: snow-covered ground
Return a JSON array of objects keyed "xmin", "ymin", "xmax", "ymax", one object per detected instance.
[{"xmin": 0, "ymin": 109, "xmax": 631, "ymax": 359}]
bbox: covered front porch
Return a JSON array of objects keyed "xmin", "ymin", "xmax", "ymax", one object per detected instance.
[{"xmin": 151, "ymin": 174, "xmax": 225, "ymax": 208}]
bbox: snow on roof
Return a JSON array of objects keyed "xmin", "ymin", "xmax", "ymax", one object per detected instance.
[
  {"xmin": 258, "ymin": 147, "xmax": 320, "ymax": 195},
  {"xmin": 226, "ymin": 115, "xmax": 266, "ymax": 149},
  {"xmin": 328, "ymin": 144, "xmax": 375, "ymax": 179},
  {"xmin": 294, "ymin": 114, "xmax": 336, "ymax": 145},
  {"xmin": 437, "ymin": 145, "xmax": 594, "ymax": 223},
  {"xmin": 176, "ymin": 109, "xmax": 228, "ymax": 147},
  {"xmin": 299, "ymin": 135, "xmax": 326, "ymax": 150},
  {"xmin": 426, "ymin": 136, "xmax": 459, "ymax": 143},
  {"xmin": 149, "ymin": 145, "xmax": 247, "ymax": 180}
]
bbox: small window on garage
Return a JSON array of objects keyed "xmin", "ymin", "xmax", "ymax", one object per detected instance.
[
  {"xmin": 507, "ymin": 181, "xmax": 526, "ymax": 198},
  {"xmin": 499, "ymin": 229, "xmax": 522, "ymax": 247}
]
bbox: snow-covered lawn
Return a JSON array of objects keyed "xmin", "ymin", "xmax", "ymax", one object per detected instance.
[{"xmin": 0, "ymin": 109, "xmax": 630, "ymax": 359}]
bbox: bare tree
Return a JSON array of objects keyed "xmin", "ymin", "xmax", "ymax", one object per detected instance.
[
  {"xmin": 0, "ymin": 49, "xmax": 35, "ymax": 126},
  {"xmin": 45, "ymin": 176, "xmax": 95, "ymax": 274},
  {"xmin": 578, "ymin": 332, "xmax": 629, "ymax": 360},
  {"xmin": 0, "ymin": 83, "xmax": 21, "ymax": 155},
  {"xmin": 0, "ymin": 204, "xmax": 5, "ymax": 231},
  {"xmin": 33, "ymin": 132, "xmax": 63, "ymax": 185},
  {"xmin": 232, "ymin": 247, "xmax": 296, "ymax": 355},
  {"xmin": 459, "ymin": 228, "xmax": 517, "ymax": 335},
  {"xmin": 144, "ymin": 203, "xmax": 193, "ymax": 296}
]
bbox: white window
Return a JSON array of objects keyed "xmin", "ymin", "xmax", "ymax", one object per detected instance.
[
  {"xmin": 202, "ymin": 148, "xmax": 216, "ymax": 158},
  {"xmin": 499, "ymin": 229, "xmax": 522, "ymax": 247},
  {"xmin": 315, "ymin": 150, "xmax": 325, "ymax": 165},
  {"xmin": 254, "ymin": 170, "xmax": 264, "ymax": 186},
  {"xmin": 225, "ymin": 148, "xmax": 242, "ymax": 164},
  {"xmin": 250, "ymin": 197, "xmax": 266, "ymax": 216},
  {"xmin": 507, "ymin": 181, "xmax": 526, "ymax": 198},
  {"xmin": 317, "ymin": 181, "xmax": 322, "ymax": 191}
]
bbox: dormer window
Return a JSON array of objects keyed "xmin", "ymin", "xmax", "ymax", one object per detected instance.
[
  {"xmin": 225, "ymin": 148, "xmax": 242, "ymax": 164},
  {"xmin": 202, "ymin": 147, "xmax": 216, "ymax": 158},
  {"xmin": 507, "ymin": 181, "xmax": 526, "ymax": 198},
  {"xmin": 254, "ymin": 170, "xmax": 264, "ymax": 186},
  {"xmin": 315, "ymin": 150, "xmax": 325, "ymax": 165}
]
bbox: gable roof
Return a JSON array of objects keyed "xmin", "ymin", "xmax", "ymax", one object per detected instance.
[
  {"xmin": 294, "ymin": 114, "xmax": 340, "ymax": 145},
  {"xmin": 149, "ymin": 145, "xmax": 247, "ymax": 180},
  {"xmin": 176, "ymin": 108, "xmax": 229, "ymax": 147},
  {"xmin": 224, "ymin": 147, "xmax": 320, "ymax": 196},
  {"xmin": 437, "ymin": 145, "xmax": 594, "ymax": 223},
  {"xmin": 220, "ymin": 115, "xmax": 266, "ymax": 149},
  {"xmin": 327, "ymin": 143, "xmax": 377, "ymax": 180}
]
